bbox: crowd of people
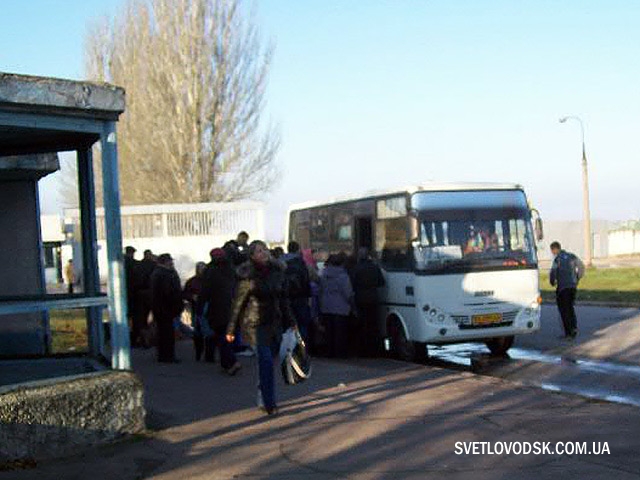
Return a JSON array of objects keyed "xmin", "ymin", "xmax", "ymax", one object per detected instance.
[{"xmin": 123, "ymin": 231, "xmax": 386, "ymax": 415}]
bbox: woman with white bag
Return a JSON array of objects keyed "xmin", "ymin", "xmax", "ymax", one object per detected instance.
[{"xmin": 226, "ymin": 240, "xmax": 298, "ymax": 416}]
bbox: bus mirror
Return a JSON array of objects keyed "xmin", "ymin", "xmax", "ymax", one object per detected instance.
[
  {"xmin": 409, "ymin": 215, "xmax": 419, "ymax": 242},
  {"xmin": 535, "ymin": 217, "xmax": 544, "ymax": 242}
]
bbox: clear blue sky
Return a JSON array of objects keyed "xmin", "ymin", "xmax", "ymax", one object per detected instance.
[{"xmin": 2, "ymin": 0, "xmax": 640, "ymax": 240}]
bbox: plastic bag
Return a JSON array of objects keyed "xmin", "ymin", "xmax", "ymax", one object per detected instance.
[{"xmin": 280, "ymin": 328, "xmax": 311, "ymax": 385}]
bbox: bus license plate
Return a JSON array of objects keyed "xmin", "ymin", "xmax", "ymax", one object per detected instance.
[{"xmin": 472, "ymin": 313, "xmax": 503, "ymax": 326}]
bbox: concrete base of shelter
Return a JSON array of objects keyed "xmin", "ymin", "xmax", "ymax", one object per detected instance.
[{"xmin": 0, "ymin": 370, "xmax": 145, "ymax": 463}]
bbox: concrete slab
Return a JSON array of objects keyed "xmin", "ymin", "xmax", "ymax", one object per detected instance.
[
  {"xmin": 0, "ymin": 370, "xmax": 144, "ymax": 462},
  {"xmin": 0, "ymin": 72, "xmax": 124, "ymax": 118},
  {"xmin": 0, "ymin": 153, "xmax": 59, "ymax": 180}
]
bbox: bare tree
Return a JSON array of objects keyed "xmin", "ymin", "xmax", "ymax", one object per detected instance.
[{"xmin": 67, "ymin": 0, "xmax": 279, "ymax": 206}]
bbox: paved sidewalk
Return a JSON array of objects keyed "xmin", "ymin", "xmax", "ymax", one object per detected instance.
[{"xmin": 2, "ymin": 340, "xmax": 640, "ymax": 480}]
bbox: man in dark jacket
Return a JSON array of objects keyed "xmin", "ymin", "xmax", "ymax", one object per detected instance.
[
  {"xmin": 184, "ymin": 262, "xmax": 207, "ymax": 361},
  {"xmin": 150, "ymin": 253, "xmax": 184, "ymax": 363},
  {"xmin": 352, "ymin": 248, "xmax": 386, "ymax": 356},
  {"xmin": 135, "ymin": 249, "xmax": 157, "ymax": 344},
  {"xmin": 284, "ymin": 241, "xmax": 312, "ymax": 344},
  {"xmin": 124, "ymin": 246, "xmax": 143, "ymax": 347},
  {"xmin": 550, "ymin": 241, "xmax": 585, "ymax": 339},
  {"xmin": 236, "ymin": 231, "xmax": 250, "ymax": 265},
  {"xmin": 200, "ymin": 248, "xmax": 241, "ymax": 374}
]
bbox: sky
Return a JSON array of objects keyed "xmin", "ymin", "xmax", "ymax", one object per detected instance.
[{"xmin": 2, "ymin": 0, "xmax": 640, "ymax": 240}]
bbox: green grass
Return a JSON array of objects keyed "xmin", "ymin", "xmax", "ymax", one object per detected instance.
[
  {"xmin": 49, "ymin": 310, "xmax": 89, "ymax": 353},
  {"xmin": 540, "ymin": 267, "xmax": 640, "ymax": 305}
]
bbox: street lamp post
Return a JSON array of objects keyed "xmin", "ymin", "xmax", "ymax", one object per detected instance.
[{"xmin": 559, "ymin": 115, "xmax": 592, "ymax": 267}]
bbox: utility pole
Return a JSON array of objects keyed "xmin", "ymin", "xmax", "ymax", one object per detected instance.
[{"xmin": 560, "ymin": 116, "xmax": 592, "ymax": 267}]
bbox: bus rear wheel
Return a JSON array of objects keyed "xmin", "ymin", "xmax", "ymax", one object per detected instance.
[{"xmin": 485, "ymin": 335, "xmax": 515, "ymax": 356}]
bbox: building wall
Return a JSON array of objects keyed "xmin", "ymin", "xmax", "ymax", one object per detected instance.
[
  {"xmin": 536, "ymin": 220, "xmax": 611, "ymax": 261},
  {"xmin": 40, "ymin": 215, "xmax": 64, "ymax": 243},
  {"xmin": 0, "ymin": 181, "xmax": 46, "ymax": 356},
  {"xmin": 609, "ymin": 230, "xmax": 640, "ymax": 256}
]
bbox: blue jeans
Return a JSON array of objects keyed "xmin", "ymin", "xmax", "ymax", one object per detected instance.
[{"xmin": 257, "ymin": 343, "xmax": 279, "ymax": 410}]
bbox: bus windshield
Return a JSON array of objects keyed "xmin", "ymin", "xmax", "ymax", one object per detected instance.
[{"xmin": 411, "ymin": 191, "xmax": 537, "ymax": 273}]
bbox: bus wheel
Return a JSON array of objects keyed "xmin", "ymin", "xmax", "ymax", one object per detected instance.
[
  {"xmin": 388, "ymin": 319, "xmax": 415, "ymax": 362},
  {"xmin": 485, "ymin": 336, "xmax": 515, "ymax": 356}
]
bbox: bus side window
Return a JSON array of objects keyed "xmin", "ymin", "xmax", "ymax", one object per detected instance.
[
  {"xmin": 330, "ymin": 207, "xmax": 353, "ymax": 253},
  {"xmin": 375, "ymin": 197, "xmax": 410, "ymax": 270},
  {"xmin": 376, "ymin": 217, "xmax": 410, "ymax": 270},
  {"xmin": 310, "ymin": 208, "xmax": 329, "ymax": 249},
  {"xmin": 290, "ymin": 211, "xmax": 311, "ymax": 249}
]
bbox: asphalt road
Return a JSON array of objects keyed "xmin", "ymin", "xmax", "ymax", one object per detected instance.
[
  {"xmin": 3, "ymin": 341, "xmax": 640, "ymax": 480},
  {"xmin": 2, "ymin": 306, "xmax": 640, "ymax": 479},
  {"xmin": 428, "ymin": 305, "xmax": 640, "ymax": 408},
  {"xmin": 517, "ymin": 304, "xmax": 640, "ymax": 364}
]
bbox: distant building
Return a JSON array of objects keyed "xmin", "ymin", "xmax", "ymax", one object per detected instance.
[
  {"xmin": 536, "ymin": 220, "xmax": 612, "ymax": 261},
  {"xmin": 41, "ymin": 214, "xmax": 65, "ymax": 285},
  {"xmin": 608, "ymin": 221, "xmax": 640, "ymax": 256}
]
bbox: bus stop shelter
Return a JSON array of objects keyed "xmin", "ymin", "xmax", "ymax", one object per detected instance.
[{"xmin": 0, "ymin": 72, "xmax": 130, "ymax": 370}]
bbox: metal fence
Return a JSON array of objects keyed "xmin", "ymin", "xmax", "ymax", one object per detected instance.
[{"xmin": 65, "ymin": 202, "xmax": 265, "ymax": 280}]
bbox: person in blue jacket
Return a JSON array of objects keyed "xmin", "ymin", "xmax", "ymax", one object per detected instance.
[{"xmin": 550, "ymin": 241, "xmax": 585, "ymax": 339}]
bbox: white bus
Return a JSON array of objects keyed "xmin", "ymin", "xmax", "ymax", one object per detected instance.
[{"xmin": 287, "ymin": 183, "xmax": 544, "ymax": 360}]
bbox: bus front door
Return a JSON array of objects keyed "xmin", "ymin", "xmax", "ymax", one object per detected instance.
[{"xmin": 355, "ymin": 216, "xmax": 373, "ymax": 252}]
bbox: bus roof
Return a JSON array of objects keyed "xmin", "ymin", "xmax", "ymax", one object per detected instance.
[{"xmin": 288, "ymin": 181, "xmax": 524, "ymax": 212}]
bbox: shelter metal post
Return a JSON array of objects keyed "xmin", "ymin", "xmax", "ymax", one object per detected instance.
[
  {"xmin": 77, "ymin": 147, "xmax": 104, "ymax": 358},
  {"xmin": 100, "ymin": 122, "xmax": 131, "ymax": 370},
  {"xmin": 34, "ymin": 183, "xmax": 51, "ymax": 355}
]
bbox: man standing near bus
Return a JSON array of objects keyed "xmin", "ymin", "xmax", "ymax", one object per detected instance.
[
  {"xmin": 284, "ymin": 241, "xmax": 312, "ymax": 345},
  {"xmin": 550, "ymin": 241, "xmax": 585, "ymax": 339},
  {"xmin": 352, "ymin": 248, "xmax": 385, "ymax": 357}
]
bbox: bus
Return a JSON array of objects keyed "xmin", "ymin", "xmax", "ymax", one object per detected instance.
[{"xmin": 287, "ymin": 182, "xmax": 544, "ymax": 360}]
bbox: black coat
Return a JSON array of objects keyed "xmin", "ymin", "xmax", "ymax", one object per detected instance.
[
  {"xmin": 139, "ymin": 259, "xmax": 157, "ymax": 289},
  {"xmin": 285, "ymin": 255, "xmax": 311, "ymax": 299},
  {"xmin": 200, "ymin": 259, "xmax": 237, "ymax": 330},
  {"xmin": 352, "ymin": 259, "xmax": 385, "ymax": 305},
  {"xmin": 150, "ymin": 266, "xmax": 184, "ymax": 320},
  {"xmin": 124, "ymin": 256, "xmax": 141, "ymax": 310}
]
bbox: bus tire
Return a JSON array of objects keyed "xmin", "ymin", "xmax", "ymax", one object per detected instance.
[
  {"xmin": 485, "ymin": 335, "xmax": 514, "ymax": 356},
  {"xmin": 388, "ymin": 318, "xmax": 415, "ymax": 362}
]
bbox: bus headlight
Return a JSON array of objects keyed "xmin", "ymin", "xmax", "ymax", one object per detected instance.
[{"xmin": 430, "ymin": 310, "xmax": 437, "ymax": 317}]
